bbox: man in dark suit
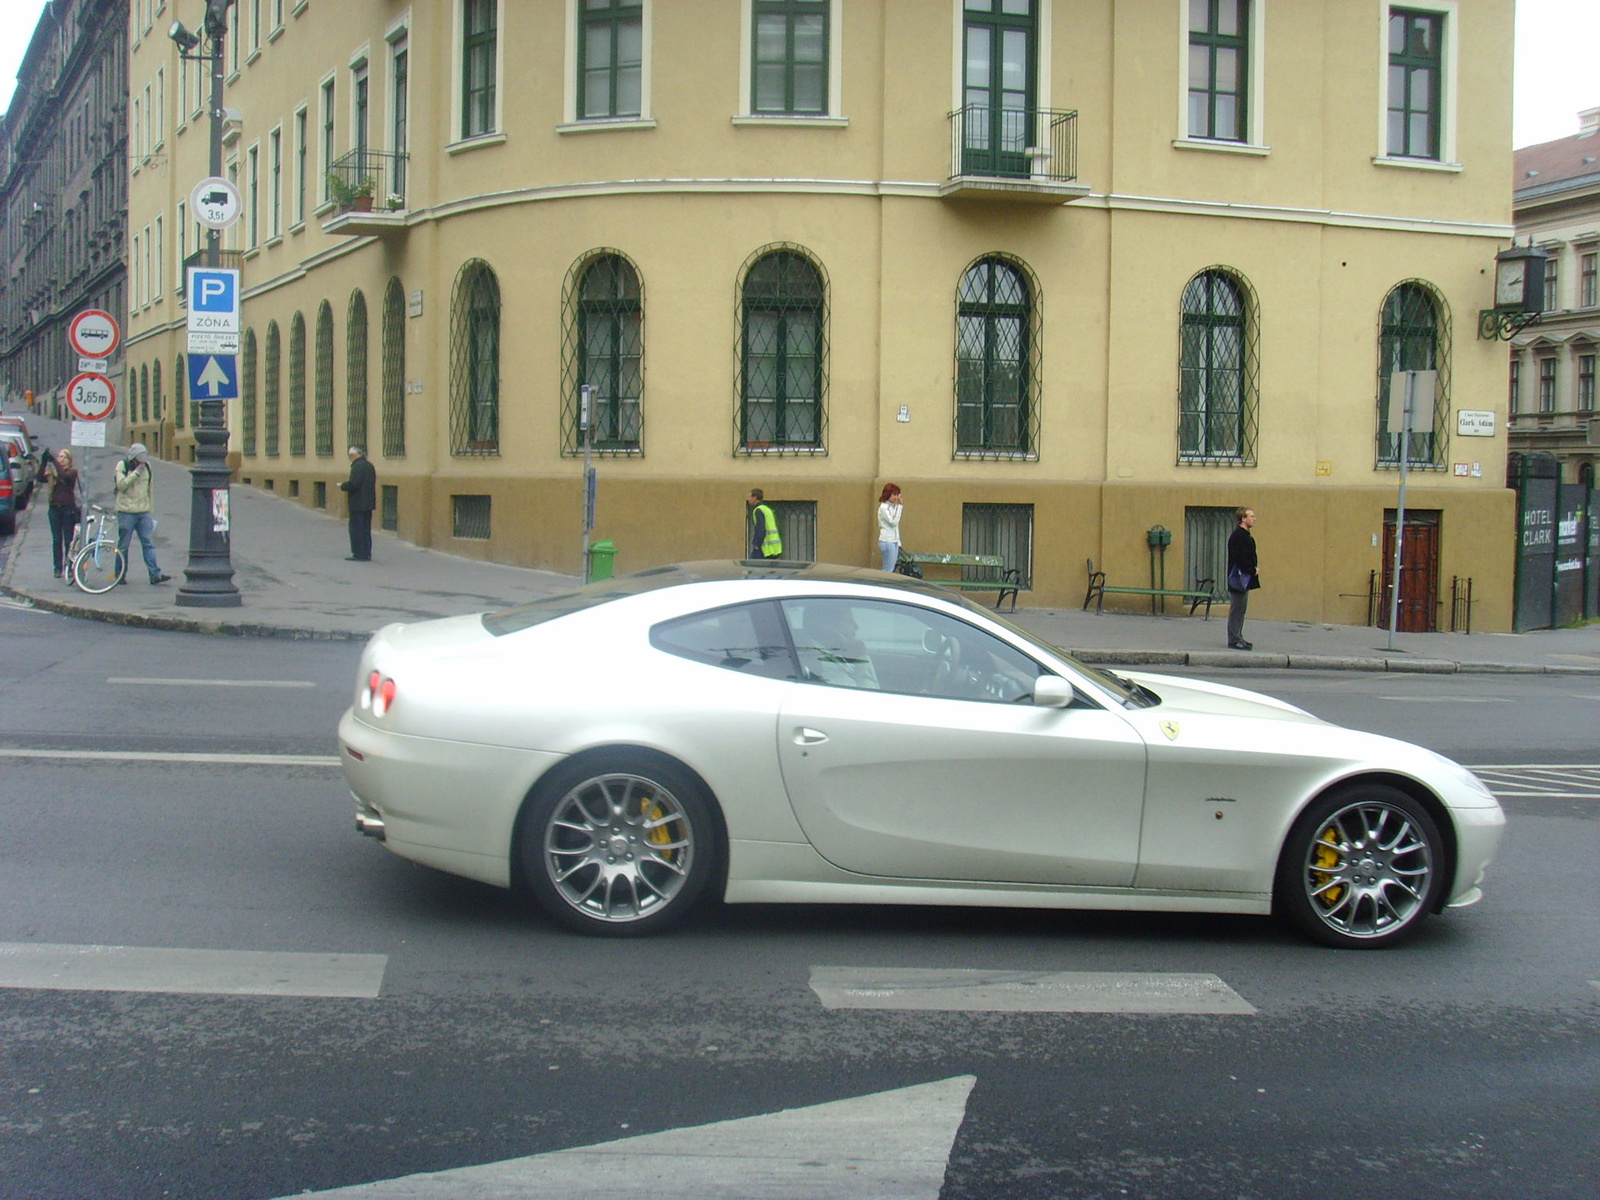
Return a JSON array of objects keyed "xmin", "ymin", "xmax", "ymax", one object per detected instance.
[{"xmin": 339, "ymin": 446, "xmax": 377, "ymax": 561}]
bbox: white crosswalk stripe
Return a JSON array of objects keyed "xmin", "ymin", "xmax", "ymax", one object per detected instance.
[{"xmin": 1465, "ymin": 764, "xmax": 1600, "ymax": 801}]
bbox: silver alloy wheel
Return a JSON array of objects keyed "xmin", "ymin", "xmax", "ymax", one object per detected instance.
[
  {"xmin": 1300, "ymin": 798, "xmax": 1434, "ymax": 940},
  {"xmin": 542, "ymin": 771, "xmax": 694, "ymax": 924}
]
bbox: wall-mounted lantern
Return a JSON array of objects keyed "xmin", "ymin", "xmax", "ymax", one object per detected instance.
[{"xmin": 1479, "ymin": 242, "xmax": 1548, "ymax": 340}]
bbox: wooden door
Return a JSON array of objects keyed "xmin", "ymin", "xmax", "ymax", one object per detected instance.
[{"xmin": 1380, "ymin": 516, "xmax": 1440, "ymax": 632}]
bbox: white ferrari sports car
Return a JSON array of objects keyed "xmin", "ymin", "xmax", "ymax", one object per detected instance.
[{"xmin": 338, "ymin": 561, "xmax": 1505, "ymax": 948}]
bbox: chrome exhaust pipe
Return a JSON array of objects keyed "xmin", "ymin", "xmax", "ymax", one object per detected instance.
[{"xmin": 355, "ymin": 811, "xmax": 386, "ymax": 841}]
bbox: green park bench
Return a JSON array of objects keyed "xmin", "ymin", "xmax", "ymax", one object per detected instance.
[
  {"xmin": 1083, "ymin": 558, "xmax": 1215, "ymax": 618},
  {"xmin": 898, "ymin": 551, "xmax": 1021, "ymax": 613}
]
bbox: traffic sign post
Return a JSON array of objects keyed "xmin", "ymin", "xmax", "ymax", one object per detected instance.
[
  {"xmin": 190, "ymin": 175, "xmax": 242, "ymax": 230},
  {"xmin": 65, "ymin": 373, "xmax": 116, "ymax": 421},
  {"xmin": 68, "ymin": 309, "xmax": 120, "ymax": 360},
  {"xmin": 186, "ymin": 353, "xmax": 238, "ymax": 401}
]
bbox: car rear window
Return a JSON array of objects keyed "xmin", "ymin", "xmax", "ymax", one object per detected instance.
[{"xmin": 481, "ymin": 566, "xmax": 695, "ymax": 636}]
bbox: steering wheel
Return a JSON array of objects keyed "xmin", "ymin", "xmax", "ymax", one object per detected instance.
[{"xmin": 926, "ymin": 629, "xmax": 961, "ymax": 693}]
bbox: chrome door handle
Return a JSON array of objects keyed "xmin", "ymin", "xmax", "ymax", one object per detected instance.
[{"xmin": 794, "ymin": 727, "xmax": 829, "ymax": 745}]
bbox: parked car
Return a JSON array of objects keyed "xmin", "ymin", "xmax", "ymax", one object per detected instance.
[
  {"xmin": 0, "ymin": 429, "xmax": 39, "ymax": 508},
  {"xmin": 0, "ymin": 461, "xmax": 15, "ymax": 536},
  {"xmin": 339, "ymin": 561, "xmax": 1506, "ymax": 949},
  {"xmin": 0, "ymin": 415, "xmax": 31, "ymax": 436}
]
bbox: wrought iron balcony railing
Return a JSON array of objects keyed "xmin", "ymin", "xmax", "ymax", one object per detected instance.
[
  {"xmin": 948, "ymin": 105, "xmax": 1079, "ymax": 187},
  {"xmin": 327, "ymin": 148, "xmax": 409, "ymax": 214}
]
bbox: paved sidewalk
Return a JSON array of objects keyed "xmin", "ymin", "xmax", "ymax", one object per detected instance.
[{"xmin": 5, "ymin": 411, "xmax": 1599, "ymax": 674}]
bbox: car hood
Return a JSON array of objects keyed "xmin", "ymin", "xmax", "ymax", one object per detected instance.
[{"xmin": 1118, "ymin": 670, "xmax": 1323, "ymax": 723}]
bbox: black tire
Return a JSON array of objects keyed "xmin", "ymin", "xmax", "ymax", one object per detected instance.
[
  {"xmin": 0, "ymin": 511, "xmax": 13, "ymax": 537},
  {"xmin": 516, "ymin": 751, "xmax": 721, "ymax": 937},
  {"xmin": 71, "ymin": 543, "xmax": 127, "ymax": 593},
  {"xmin": 1275, "ymin": 784, "xmax": 1447, "ymax": 949}
]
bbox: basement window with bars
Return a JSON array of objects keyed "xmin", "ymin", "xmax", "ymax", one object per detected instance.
[
  {"xmin": 962, "ymin": 503, "xmax": 1033, "ymax": 589},
  {"xmin": 452, "ymin": 494, "xmax": 492, "ymax": 539},
  {"xmin": 381, "ymin": 484, "xmax": 398, "ymax": 531}
]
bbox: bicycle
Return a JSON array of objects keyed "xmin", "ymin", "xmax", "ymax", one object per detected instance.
[{"xmin": 70, "ymin": 504, "xmax": 126, "ymax": 593}]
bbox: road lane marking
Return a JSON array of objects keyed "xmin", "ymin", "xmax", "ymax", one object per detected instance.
[
  {"xmin": 1376, "ymin": 696, "xmax": 1512, "ymax": 703},
  {"xmin": 278, "ymin": 1075, "xmax": 974, "ymax": 1199},
  {"xmin": 1466, "ymin": 765, "xmax": 1600, "ymax": 801},
  {"xmin": 0, "ymin": 747, "xmax": 340, "ymax": 767},
  {"xmin": 0, "ymin": 943, "xmax": 385, "ymax": 999},
  {"xmin": 810, "ymin": 966, "xmax": 1256, "ymax": 1015},
  {"xmin": 106, "ymin": 677, "xmax": 316, "ymax": 688}
]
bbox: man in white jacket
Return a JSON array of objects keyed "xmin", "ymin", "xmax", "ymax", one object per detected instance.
[{"xmin": 113, "ymin": 443, "xmax": 171, "ymax": 585}]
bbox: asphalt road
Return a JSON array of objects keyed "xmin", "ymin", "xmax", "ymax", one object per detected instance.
[{"xmin": 0, "ymin": 603, "xmax": 1596, "ymax": 1199}]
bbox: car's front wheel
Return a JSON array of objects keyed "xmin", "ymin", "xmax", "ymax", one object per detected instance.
[
  {"xmin": 517, "ymin": 752, "xmax": 720, "ymax": 936},
  {"xmin": 1276, "ymin": 784, "xmax": 1447, "ymax": 949}
]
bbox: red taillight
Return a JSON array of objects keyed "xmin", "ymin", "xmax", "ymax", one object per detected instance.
[
  {"xmin": 0, "ymin": 477, "xmax": 11, "ymax": 499},
  {"xmin": 368, "ymin": 670, "xmax": 381, "ymax": 696}
]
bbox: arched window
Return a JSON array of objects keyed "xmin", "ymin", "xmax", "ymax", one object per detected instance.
[
  {"xmin": 740, "ymin": 245, "xmax": 825, "ymax": 451},
  {"xmin": 241, "ymin": 331, "xmax": 258, "ymax": 456},
  {"xmin": 346, "ymin": 290, "xmax": 369, "ymax": 451},
  {"xmin": 264, "ymin": 320, "xmax": 282, "ymax": 457},
  {"xmin": 140, "ymin": 364, "xmax": 150, "ymax": 423},
  {"xmin": 563, "ymin": 250, "xmax": 642, "ymax": 453},
  {"xmin": 955, "ymin": 255, "xmax": 1039, "ymax": 457},
  {"xmin": 314, "ymin": 300, "xmax": 335, "ymax": 456},
  {"xmin": 151, "ymin": 359, "xmax": 162, "ymax": 421},
  {"xmin": 289, "ymin": 311, "xmax": 307, "ymax": 457},
  {"xmin": 174, "ymin": 356, "xmax": 186, "ymax": 430},
  {"xmin": 1377, "ymin": 281, "xmax": 1450, "ymax": 467},
  {"xmin": 450, "ymin": 259, "xmax": 500, "ymax": 454},
  {"xmin": 381, "ymin": 277, "xmax": 406, "ymax": 457},
  {"xmin": 1179, "ymin": 268, "xmax": 1257, "ymax": 465},
  {"xmin": 1579, "ymin": 460, "xmax": 1595, "ymax": 490}
]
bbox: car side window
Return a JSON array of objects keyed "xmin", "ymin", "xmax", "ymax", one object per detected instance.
[
  {"xmin": 782, "ymin": 598, "xmax": 1043, "ymax": 702},
  {"xmin": 650, "ymin": 601, "xmax": 797, "ymax": 680}
]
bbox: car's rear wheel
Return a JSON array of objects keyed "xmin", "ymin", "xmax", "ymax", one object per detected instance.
[
  {"xmin": 517, "ymin": 752, "xmax": 719, "ymax": 936},
  {"xmin": 1276, "ymin": 784, "xmax": 1446, "ymax": 949}
]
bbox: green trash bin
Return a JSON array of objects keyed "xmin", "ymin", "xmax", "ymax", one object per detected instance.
[{"xmin": 588, "ymin": 539, "xmax": 616, "ymax": 581}]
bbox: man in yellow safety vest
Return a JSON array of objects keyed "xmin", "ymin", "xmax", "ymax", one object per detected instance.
[{"xmin": 746, "ymin": 488, "xmax": 784, "ymax": 559}]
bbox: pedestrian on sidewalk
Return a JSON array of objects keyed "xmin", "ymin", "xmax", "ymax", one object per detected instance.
[
  {"xmin": 340, "ymin": 445, "xmax": 377, "ymax": 561},
  {"xmin": 42, "ymin": 448, "xmax": 82, "ymax": 578},
  {"xmin": 113, "ymin": 443, "xmax": 171, "ymax": 585},
  {"xmin": 1226, "ymin": 506, "xmax": 1259, "ymax": 650},
  {"xmin": 876, "ymin": 483, "xmax": 903, "ymax": 572},
  {"xmin": 746, "ymin": 488, "xmax": 783, "ymax": 560}
]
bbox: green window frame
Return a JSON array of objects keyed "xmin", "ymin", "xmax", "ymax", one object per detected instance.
[
  {"xmin": 347, "ymin": 290, "xmax": 369, "ymax": 452},
  {"xmin": 961, "ymin": 0, "xmax": 1036, "ymax": 177},
  {"xmin": 1188, "ymin": 0, "xmax": 1248, "ymax": 142},
  {"xmin": 563, "ymin": 251, "xmax": 643, "ymax": 454},
  {"xmin": 173, "ymin": 355, "xmax": 185, "ymax": 430},
  {"xmin": 289, "ymin": 312, "xmax": 307, "ymax": 458},
  {"xmin": 1376, "ymin": 280, "xmax": 1450, "ymax": 468},
  {"xmin": 739, "ymin": 246, "xmax": 826, "ymax": 453},
  {"xmin": 450, "ymin": 259, "xmax": 501, "ymax": 455},
  {"xmin": 151, "ymin": 359, "xmax": 162, "ymax": 422},
  {"xmin": 1538, "ymin": 357, "xmax": 1557, "ymax": 414},
  {"xmin": 314, "ymin": 300, "xmax": 335, "ymax": 457},
  {"xmin": 1179, "ymin": 268, "xmax": 1258, "ymax": 465},
  {"xmin": 579, "ymin": 0, "xmax": 643, "ymax": 120},
  {"xmin": 462, "ymin": 0, "xmax": 497, "ymax": 139},
  {"xmin": 264, "ymin": 320, "xmax": 281, "ymax": 457},
  {"xmin": 241, "ymin": 330, "xmax": 258, "ymax": 456},
  {"xmin": 1387, "ymin": 8, "xmax": 1442, "ymax": 160},
  {"xmin": 381, "ymin": 277, "xmax": 406, "ymax": 457},
  {"xmin": 955, "ymin": 255, "xmax": 1039, "ymax": 458},
  {"xmin": 753, "ymin": 0, "xmax": 828, "ymax": 115},
  {"xmin": 140, "ymin": 364, "xmax": 149, "ymax": 424}
]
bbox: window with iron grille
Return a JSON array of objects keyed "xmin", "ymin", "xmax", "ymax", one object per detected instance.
[
  {"xmin": 452, "ymin": 494, "xmax": 492, "ymax": 539},
  {"xmin": 955, "ymin": 255, "xmax": 1040, "ymax": 459},
  {"xmin": 289, "ymin": 312, "xmax": 307, "ymax": 457},
  {"xmin": 140, "ymin": 364, "xmax": 149, "ymax": 423},
  {"xmin": 1580, "ymin": 354, "xmax": 1596, "ymax": 411},
  {"xmin": 314, "ymin": 300, "xmax": 334, "ymax": 456},
  {"xmin": 381, "ymin": 484, "xmax": 398, "ymax": 531},
  {"xmin": 264, "ymin": 321, "xmax": 281, "ymax": 456},
  {"xmin": 381, "ymin": 277, "xmax": 406, "ymax": 456},
  {"xmin": 461, "ymin": 0, "xmax": 497, "ymax": 139},
  {"xmin": 347, "ymin": 290, "xmax": 368, "ymax": 451},
  {"xmin": 1188, "ymin": 0, "xmax": 1248, "ymax": 141},
  {"xmin": 769, "ymin": 499, "xmax": 816, "ymax": 561},
  {"xmin": 562, "ymin": 251, "xmax": 642, "ymax": 454},
  {"xmin": 1179, "ymin": 268, "xmax": 1257, "ymax": 465},
  {"xmin": 1386, "ymin": 8, "xmax": 1442, "ymax": 160},
  {"xmin": 151, "ymin": 360, "xmax": 162, "ymax": 421},
  {"xmin": 753, "ymin": 0, "xmax": 827, "ymax": 115},
  {"xmin": 962, "ymin": 502, "xmax": 1033, "ymax": 589},
  {"xmin": 313, "ymin": 480, "xmax": 326, "ymax": 508},
  {"xmin": 739, "ymin": 246, "xmax": 826, "ymax": 453},
  {"xmin": 1539, "ymin": 357, "xmax": 1557, "ymax": 413},
  {"xmin": 1375, "ymin": 280, "xmax": 1450, "ymax": 468},
  {"xmin": 175, "ymin": 355, "xmax": 186, "ymax": 430},
  {"xmin": 579, "ymin": 0, "xmax": 642, "ymax": 119},
  {"xmin": 1185, "ymin": 506, "xmax": 1236, "ymax": 600},
  {"xmin": 450, "ymin": 260, "xmax": 500, "ymax": 455},
  {"xmin": 241, "ymin": 330, "xmax": 258, "ymax": 455}
]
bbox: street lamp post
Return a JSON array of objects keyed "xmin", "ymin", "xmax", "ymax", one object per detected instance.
[{"xmin": 171, "ymin": 0, "xmax": 241, "ymax": 607}]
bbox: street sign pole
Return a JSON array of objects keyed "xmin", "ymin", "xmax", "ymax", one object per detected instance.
[
  {"xmin": 1386, "ymin": 370, "xmax": 1417, "ymax": 651},
  {"xmin": 579, "ymin": 384, "xmax": 595, "ymax": 584},
  {"xmin": 177, "ymin": 0, "xmax": 241, "ymax": 608}
]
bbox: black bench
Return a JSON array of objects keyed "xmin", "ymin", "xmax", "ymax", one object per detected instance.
[
  {"xmin": 899, "ymin": 552, "xmax": 1021, "ymax": 613},
  {"xmin": 1083, "ymin": 558, "xmax": 1214, "ymax": 618}
]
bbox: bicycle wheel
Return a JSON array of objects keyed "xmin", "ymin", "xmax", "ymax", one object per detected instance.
[{"xmin": 72, "ymin": 542, "xmax": 126, "ymax": 593}]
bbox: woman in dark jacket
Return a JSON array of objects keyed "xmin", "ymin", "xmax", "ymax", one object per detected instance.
[{"xmin": 42, "ymin": 449, "xmax": 83, "ymax": 578}]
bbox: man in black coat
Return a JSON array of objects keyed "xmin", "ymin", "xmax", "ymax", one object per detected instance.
[
  {"xmin": 1226, "ymin": 506, "xmax": 1259, "ymax": 650},
  {"xmin": 340, "ymin": 446, "xmax": 377, "ymax": 561}
]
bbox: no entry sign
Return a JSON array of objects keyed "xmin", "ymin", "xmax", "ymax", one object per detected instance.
[
  {"xmin": 68, "ymin": 309, "xmax": 120, "ymax": 360},
  {"xmin": 65, "ymin": 372, "xmax": 117, "ymax": 421}
]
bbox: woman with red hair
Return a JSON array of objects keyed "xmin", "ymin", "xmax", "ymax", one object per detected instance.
[{"xmin": 876, "ymin": 483, "xmax": 903, "ymax": 572}]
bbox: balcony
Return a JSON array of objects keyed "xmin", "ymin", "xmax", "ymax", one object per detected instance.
[
  {"xmin": 322, "ymin": 149, "xmax": 410, "ymax": 237},
  {"xmin": 942, "ymin": 106, "xmax": 1090, "ymax": 204}
]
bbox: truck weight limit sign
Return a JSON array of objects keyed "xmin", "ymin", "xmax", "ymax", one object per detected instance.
[{"xmin": 66, "ymin": 372, "xmax": 116, "ymax": 421}]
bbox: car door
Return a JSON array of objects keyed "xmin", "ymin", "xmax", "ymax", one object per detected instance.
[{"xmin": 775, "ymin": 597, "xmax": 1146, "ymax": 887}]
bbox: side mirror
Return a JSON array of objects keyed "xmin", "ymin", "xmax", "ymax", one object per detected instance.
[{"xmin": 1031, "ymin": 675, "xmax": 1077, "ymax": 708}]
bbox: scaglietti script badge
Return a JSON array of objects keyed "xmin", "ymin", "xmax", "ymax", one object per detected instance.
[{"xmin": 1159, "ymin": 721, "xmax": 1180, "ymax": 741}]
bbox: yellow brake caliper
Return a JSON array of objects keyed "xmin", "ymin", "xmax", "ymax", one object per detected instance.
[
  {"xmin": 642, "ymin": 797, "xmax": 675, "ymax": 861},
  {"xmin": 1311, "ymin": 827, "xmax": 1344, "ymax": 908}
]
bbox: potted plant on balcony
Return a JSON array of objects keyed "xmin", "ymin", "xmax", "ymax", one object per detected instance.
[{"xmin": 327, "ymin": 172, "xmax": 377, "ymax": 212}]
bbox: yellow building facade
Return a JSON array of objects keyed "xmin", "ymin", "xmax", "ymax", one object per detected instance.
[{"xmin": 123, "ymin": 0, "xmax": 1517, "ymax": 627}]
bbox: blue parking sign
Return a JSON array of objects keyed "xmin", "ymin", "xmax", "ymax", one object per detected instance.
[
  {"xmin": 188, "ymin": 268, "xmax": 239, "ymax": 314},
  {"xmin": 188, "ymin": 353, "xmax": 239, "ymax": 400}
]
